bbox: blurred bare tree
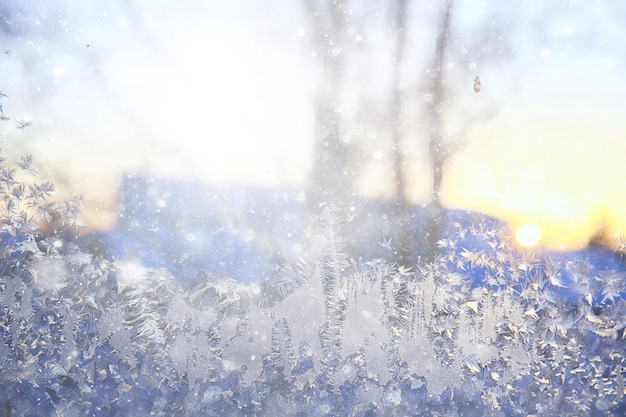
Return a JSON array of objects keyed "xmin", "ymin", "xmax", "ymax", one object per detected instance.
[
  {"xmin": 302, "ymin": 0, "xmax": 516, "ymax": 264},
  {"xmin": 421, "ymin": 0, "xmax": 454, "ymax": 263},
  {"xmin": 385, "ymin": 0, "xmax": 455, "ymax": 265},
  {"xmin": 390, "ymin": 0, "xmax": 517, "ymax": 264},
  {"xmin": 389, "ymin": 0, "xmax": 413, "ymax": 265},
  {"xmin": 305, "ymin": 0, "xmax": 352, "ymax": 206}
]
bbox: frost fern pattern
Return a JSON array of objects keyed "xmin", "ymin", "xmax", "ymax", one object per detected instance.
[{"xmin": 0, "ymin": 153, "xmax": 625, "ymax": 416}]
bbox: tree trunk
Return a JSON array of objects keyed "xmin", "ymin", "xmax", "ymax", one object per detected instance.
[
  {"xmin": 306, "ymin": 0, "xmax": 350, "ymax": 207},
  {"xmin": 423, "ymin": 0, "xmax": 454, "ymax": 264},
  {"xmin": 389, "ymin": 0, "xmax": 414, "ymax": 266}
]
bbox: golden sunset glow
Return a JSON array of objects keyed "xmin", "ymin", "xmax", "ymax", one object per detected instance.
[{"xmin": 441, "ymin": 112, "xmax": 626, "ymax": 251}]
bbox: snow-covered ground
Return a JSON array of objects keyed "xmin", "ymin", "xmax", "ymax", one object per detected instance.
[{"xmin": 85, "ymin": 175, "xmax": 625, "ymax": 284}]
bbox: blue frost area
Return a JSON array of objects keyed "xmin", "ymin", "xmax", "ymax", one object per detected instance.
[
  {"xmin": 83, "ymin": 176, "xmax": 303, "ymax": 284},
  {"xmin": 1, "ymin": 177, "xmax": 626, "ymax": 417},
  {"xmin": 85, "ymin": 176, "xmax": 625, "ymax": 287}
]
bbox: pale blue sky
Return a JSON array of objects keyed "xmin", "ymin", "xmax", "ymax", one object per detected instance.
[{"xmin": 0, "ymin": 0, "xmax": 624, "ymax": 247}]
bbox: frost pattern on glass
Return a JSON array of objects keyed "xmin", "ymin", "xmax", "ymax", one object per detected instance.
[{"xmin": 0, "ymin": 154, "xmax": 625, "ymax": 416}]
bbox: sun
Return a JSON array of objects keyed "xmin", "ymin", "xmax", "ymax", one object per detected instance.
[{"xmin": 515, "ymin": 224, "xmax": 542, "ymax": 247}]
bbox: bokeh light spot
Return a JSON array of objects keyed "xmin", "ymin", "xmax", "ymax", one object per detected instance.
[
  {"xmin": 53, "ymin": 66, "xmax": 66, "ymax": 78},
  {"xmin": 516, "ymin": 224, "xmax": 542, "ymax": 247}
]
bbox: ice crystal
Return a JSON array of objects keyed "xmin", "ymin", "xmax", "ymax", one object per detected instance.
[
  {"xmin": 17, "ymin": 154, "xmax": 38, "ymax": 177},
  {"xmin": 1, "ymin": 151, "xmax": 625, "ymax": 416}
]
